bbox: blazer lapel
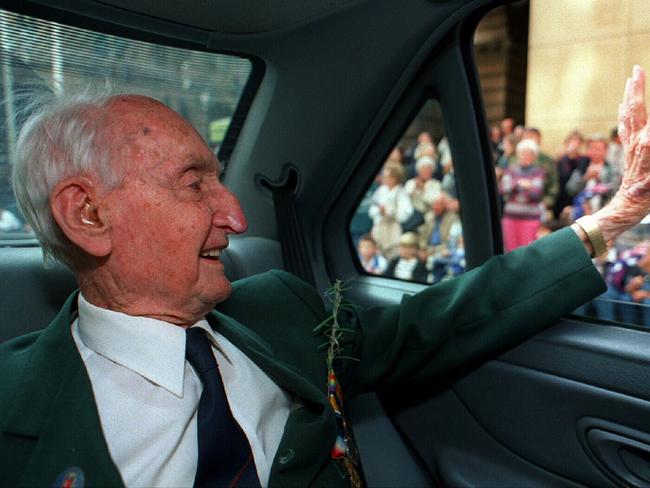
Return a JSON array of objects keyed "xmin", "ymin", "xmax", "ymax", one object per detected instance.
[
  {"xmin": 2, "ymin": 293, "xmax": 123, "ymax": 487},
  {"xmin": 208, "ymin": 310, "xmax": 326, "ymax": 407},
  {"xmin": 3, "ymin": 301, "xmax": 339, "ymax": 487},
  {"xmin": 208, "ymin": 311, "xmax": 340, "ymax": 487}
]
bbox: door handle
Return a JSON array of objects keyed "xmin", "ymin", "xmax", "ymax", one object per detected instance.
[{"xmin": 587, "ymin": 428, "xmax": 650, "ymax": 487}]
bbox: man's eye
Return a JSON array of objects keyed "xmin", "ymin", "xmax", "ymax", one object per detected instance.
[{"xmin": 188, "ymin": 180, "xmax": 202, "ymax": 191}]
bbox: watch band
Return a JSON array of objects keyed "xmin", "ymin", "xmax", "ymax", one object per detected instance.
[{"xmin": 574, "ymin": 215, "xmax": 608, "ymax": 258}]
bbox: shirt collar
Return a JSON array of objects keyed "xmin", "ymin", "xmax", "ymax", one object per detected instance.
[{"xmin": 77, "ymin": 294, "xmax": 210, "ymax": 398}]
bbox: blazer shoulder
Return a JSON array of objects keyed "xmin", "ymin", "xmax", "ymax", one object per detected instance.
[
  {"xmin": 225, "ymin": 269, "xmax": 326, "ymax": 318},
  {"xmin": 0, "ymin": 330, "xmax": 43, "ymax": 422},
  {"xmin": 217, "ymin": 270, "xmax": 330, "ymax": 382},
  {"xmin": 0, "ymin": 330, "xmax": 42, "ymax": 370}
]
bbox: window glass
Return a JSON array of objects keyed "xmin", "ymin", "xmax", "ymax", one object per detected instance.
[
  {"xmin": 475, "ymin": 0, "xmax": 650, "ymax": 327},
  {"xmin": 350, "ymin": 100, "xmax": 465, "ymax": 285},
  {"xmin": 0, "ymin": 8, "xmax": 252, "ymax": 241}
]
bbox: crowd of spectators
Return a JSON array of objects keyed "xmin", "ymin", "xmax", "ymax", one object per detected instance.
[
  {"xmin": 2, "ymin": 111, "xmax": 649, "ymax": 323},
  {"xmin": 353, "ymin": 118, "xmax": 650, "ymax": 325},
  {"xmin": 351, "ymin": 131, "xmax": 465, "ymax": 285},
  {"xmin": 492, "ymin": 118, "xmax": 650, "ymax": 325}
]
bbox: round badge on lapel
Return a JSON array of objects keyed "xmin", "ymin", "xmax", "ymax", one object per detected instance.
[{"xmin": 52, "ymin": 467, "xmax": 85, "ymax": 488}]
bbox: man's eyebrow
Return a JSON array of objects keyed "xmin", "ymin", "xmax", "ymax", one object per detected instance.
[{"xmin": 179, "ymin": 157, "xmax": 219, "ymax": 174}]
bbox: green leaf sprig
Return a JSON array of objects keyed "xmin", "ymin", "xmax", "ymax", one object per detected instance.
[{"xmin": 313, "ymin": 279, "xmax": 359, "ymax": 370}]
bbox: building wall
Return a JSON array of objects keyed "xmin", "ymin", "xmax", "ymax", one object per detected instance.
[
  {"xmin": 475, "ymin": 2, "xmax": 529, "ymax": 129},
  {"xmin": 527, "ymin": 0, "xmax": 650, "ymax": 155}
]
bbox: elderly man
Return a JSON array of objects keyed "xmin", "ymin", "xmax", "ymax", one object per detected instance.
[{"xmin": 3, "ymin": 66, "xmax": 650, "ymax": 488}]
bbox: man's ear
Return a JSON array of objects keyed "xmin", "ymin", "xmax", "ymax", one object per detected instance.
[{"xmin": 50, "ymin": 177, "xmax": 112, "ymax": 258}]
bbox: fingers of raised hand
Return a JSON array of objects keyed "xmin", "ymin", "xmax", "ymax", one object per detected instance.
[
  {"xmin": 620, "ymin": 66, "xmax": 647, "ymax": 144},
  {"xmin": 619, "ymin": 102, "xmax": 628, "ymax": 145},
  {"xmin": 632, "ymin": 65, "xmax": 647, "ymax": 132}
]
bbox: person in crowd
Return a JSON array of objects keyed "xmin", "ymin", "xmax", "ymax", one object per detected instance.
[
  {"xmin": 368, "ymin": 162, "xmax": 413, "ymax": 259},
  {"xmin": 584, "ymin": 242, "xmax": 649, "ymax": 323},
  {"xmin": 490, "ymin": 124, "xmax": 503, "ymax": 156},
  {"xmin": 418, "ymin": 193, "xmax": 461, "ymax": 255},
  {"xmin": 403, "ymin": 131, "xmax": 434, "ymax": 179},
  {"xmin": 513, "ymin": 124, "xmax": 526, "ymax": 140},
  {"xmin": 349, "ymin": 171, "xmax": 381, "ymax": 247},
  {"xmin": 499, "ymin": 139, "xmax": 546, "ymax": 251},
  {"xmin": 623, "ymin": 247, "xmax": 650, "ymax": 325},
  {"xmin": 441, "ymin": 159, "xmax": 458, "ymax": 199},
  {"xmin": 495, "ymin": 134, "xmax": 518, "ymax": 188},
  {"xmin": 385, "ymin": 146, "xmax": 404, "ymax": 166},
  {"xmin": 553, "ymin": 130, "xmax": 590, "ymax": 218},
  {"xmin": 437, "ymin": 136, "xmax": 452, "ymax": 179},
  {"xmin": 522, "ymin": 127, "xmax": 559, "ymax": 219},
  {"xmin": 6, "ymin": 66, "xmax": 650, "ymax": 487},
  {"xmin": 501, "ymin": 117, "xmax": 514, "ymax": 137},
  {"xmin": 383, "ymin": 232, "xmax": 427, "ymax": 283},
  {"xmin": 418, "ymin": 193, "xmax": 463, "ymax": 283},
  {"xmin": 413, "ymin": 132, "xmax": 435, "ymax": 161},
  {"xmin": 357, "ymin": 234, "xmax": 388, "ymax": 275},
  {"xmin": 404, "ymin": 156, "xmax": 442, "ymax": 215},
  {"xmin": 424, "ymin": 234, "xmax": 466, "ymax": 285},
  {"xmin": 566, "ymin": 134, "xmax": 619, "ymax": 216},
  {"xmin": 496, "ymin": 117, "xmax": 515, "ymax": 156}
]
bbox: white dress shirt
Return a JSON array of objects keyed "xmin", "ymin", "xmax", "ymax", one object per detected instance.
[{"xmin": 71, "ymin": 294, "xmax": 292, "ymax": 488}]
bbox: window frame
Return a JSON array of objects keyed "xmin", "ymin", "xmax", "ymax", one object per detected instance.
[
  {"xmin": 0, "ymin": 3, "xmax": 264, "ymax": 246},
  {"xmin": 324, "ymin": 26, "xmax": 500, "ymax": 291}
]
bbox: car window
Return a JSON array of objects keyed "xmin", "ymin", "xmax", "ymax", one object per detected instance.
[
  {"xmin": 476, "ymin": 0, "xmax": 650, "ymax": 327},
  {"xmin": 0, "ymin": 8, "xmax": 253, "ymax": 243},
  {"xmin": 350, "ymin": 99, "xmax": 465, "ymax": 285}
]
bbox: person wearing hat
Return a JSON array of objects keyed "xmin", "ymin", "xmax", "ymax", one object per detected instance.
[{"xmin": 383, "ymin": 232, "xmax": 427, "ymax": 282}]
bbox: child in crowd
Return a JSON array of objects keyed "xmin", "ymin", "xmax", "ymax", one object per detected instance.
[
  {"xmin": 357, "ymin": 234, "xmax": 388, "ymax": 275},
  {"xmin": 384, "ymin": 232, "xmax": 427, "ymax": 283}
]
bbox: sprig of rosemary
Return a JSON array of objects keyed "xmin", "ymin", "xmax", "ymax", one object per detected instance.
[{"xmin": 313, "ymin": 279, "xmax": 359, "ymax": 370}]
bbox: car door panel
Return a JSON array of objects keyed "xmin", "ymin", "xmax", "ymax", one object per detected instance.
[{"xmin": 386, "ymin": 318, "xmax": 650, "ymax": 486}]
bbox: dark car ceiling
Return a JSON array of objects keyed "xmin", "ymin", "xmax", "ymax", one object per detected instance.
[{"xmin": 96, "ymin": 0, "xmax": 357, "ymax": 34}]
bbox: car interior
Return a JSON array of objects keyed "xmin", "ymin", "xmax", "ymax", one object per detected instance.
[{"xmin": 3, "ymin": 0, "xmax": 650, "ymax": 486}]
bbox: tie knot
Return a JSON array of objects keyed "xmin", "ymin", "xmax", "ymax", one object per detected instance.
[{"xmin": 185, "ymin": 327, "xmax": 218, "ymax": 376}]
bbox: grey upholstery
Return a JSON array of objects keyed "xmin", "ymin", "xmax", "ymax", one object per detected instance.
[
  {"xmin": 0, "ymin": 236, "xmax": 282, "ymax": 343},
  {"xmin": 0, "ymin": 247, "xmax": 76, "ymax": 343}
]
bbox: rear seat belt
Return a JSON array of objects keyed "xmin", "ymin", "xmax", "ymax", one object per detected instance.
[{"xmin": 263, "ymin": 167, "xmax": 317, "ymax": 288}]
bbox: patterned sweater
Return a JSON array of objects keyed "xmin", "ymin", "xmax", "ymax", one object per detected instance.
[{"xmin": 499, "ymin": 165, "xmax": 546, "ymax": 220}]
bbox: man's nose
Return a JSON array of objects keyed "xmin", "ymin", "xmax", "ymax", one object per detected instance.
[{"xmin": 212, "ymin": 185, "xmax": 248, "ymax": 234}]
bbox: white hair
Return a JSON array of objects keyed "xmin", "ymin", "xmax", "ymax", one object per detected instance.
[
  {"xmin": 11, "ymin": 82, "xmax": 121, "ymax": 266},
  {"xmin": 515, "ymin": 138, "xmax": 539, "ymax": 157},
  {"xmin": 415, "ymin": 156, "xmax": 435, "ymax": 173}
]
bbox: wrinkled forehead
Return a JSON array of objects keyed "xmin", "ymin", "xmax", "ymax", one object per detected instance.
[{"xmin": 102, "ymin": 95, "xmax": 211, "ymax": 172}]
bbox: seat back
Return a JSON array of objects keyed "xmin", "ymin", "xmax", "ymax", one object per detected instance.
[{"xmin": 0, "ymin": 236, "xmax": 283, "ymax": 343}]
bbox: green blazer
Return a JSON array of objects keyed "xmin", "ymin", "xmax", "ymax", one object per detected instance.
[{"xmin": 0, "ymin": 228, "xmax": 605, "ymax": 487}]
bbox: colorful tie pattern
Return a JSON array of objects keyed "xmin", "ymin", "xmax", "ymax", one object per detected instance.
[{"xmin": 328, "ymin": 369, "xmax": 365, "ymax": 488}]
